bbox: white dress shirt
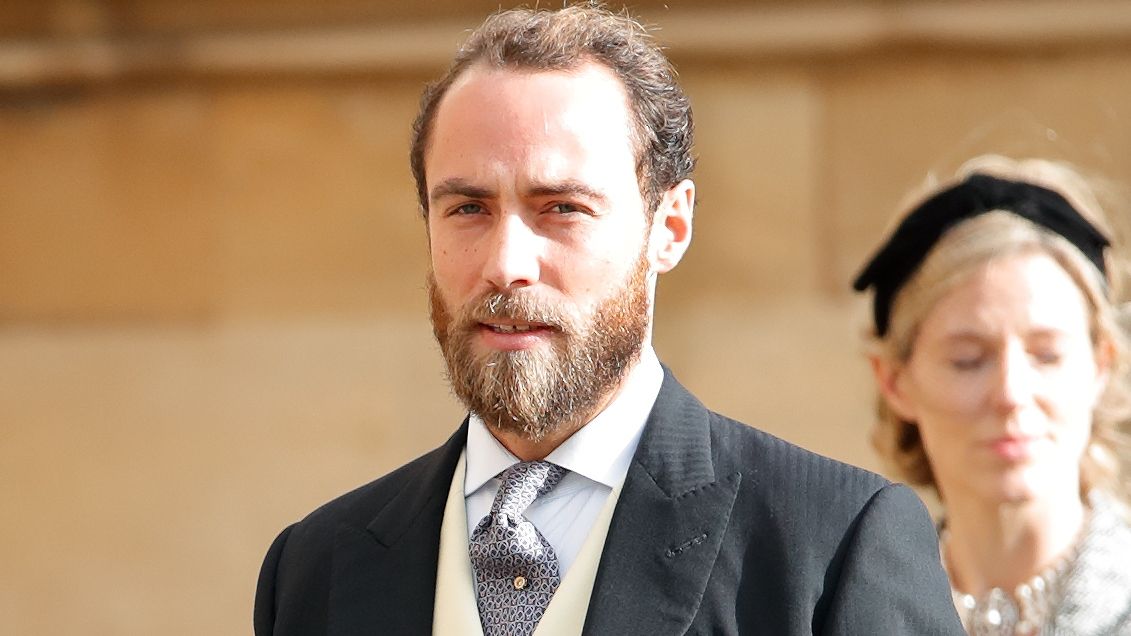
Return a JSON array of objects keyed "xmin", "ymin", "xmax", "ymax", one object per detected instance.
[{"xmin": 463, "ymin": 346, "xmax": 663, "ymax": 578}]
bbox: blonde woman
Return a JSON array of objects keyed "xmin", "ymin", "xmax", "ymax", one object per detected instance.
[{"xmin": 854, "ymin": 156, "xmax": 1131, "ymax": 635}]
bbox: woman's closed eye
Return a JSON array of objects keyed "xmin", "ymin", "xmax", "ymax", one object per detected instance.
[
  {"xmin": 950, "ymin": 356, "xmax": 986, "ymax": 371},
  {"xmin": 1031, "ymin": 349, "xmax": 1063, "ymax": 365}
]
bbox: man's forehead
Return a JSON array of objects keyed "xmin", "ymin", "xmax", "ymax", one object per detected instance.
[
  {"xmin": 439, "ymin": 60, "xmax": 630, "ymax": 120},
  {"xmin": 424, "ymin": 61, "xmax": 637, "ymax": 174}
]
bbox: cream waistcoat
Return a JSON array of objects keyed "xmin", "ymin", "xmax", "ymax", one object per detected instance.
[{"xmin": 433, "ymin": 452, "xmax": 622, "ymax": 636}]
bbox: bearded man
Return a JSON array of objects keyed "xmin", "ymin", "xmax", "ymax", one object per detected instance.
[{"xmin": 254, "ymin": 5, "xmax": 964, "ymax": 635}]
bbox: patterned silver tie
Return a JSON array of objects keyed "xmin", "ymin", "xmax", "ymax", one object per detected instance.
[{"xmin": 469, "ymin": 461, "xmax": 567, "ymax": 636}]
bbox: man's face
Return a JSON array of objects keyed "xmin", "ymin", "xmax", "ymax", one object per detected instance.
[{"xmin": 424, "ymin": 61, "xmax": 654, "ymax": 441}]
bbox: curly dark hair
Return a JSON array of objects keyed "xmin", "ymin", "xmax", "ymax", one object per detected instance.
[{"xmin": 409, "ymin": 4, "xmax": 695, "ymax": 218}]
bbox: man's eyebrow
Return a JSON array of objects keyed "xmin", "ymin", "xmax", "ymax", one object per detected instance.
[
  {"xmin": 430, "ymin": 179, "xmax": 611, "ymax": 206},
  {"xmin": 527, "ymin": 181, "xmax": 609, "ymax": 205},
  {"xmin": 429, "ymin": 178, "xmax": 494, "ymax": 204}
]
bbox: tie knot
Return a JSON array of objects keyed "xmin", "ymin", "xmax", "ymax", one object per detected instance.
[{"xmin": 489, "ymin": 461, "xmax": 565, "ymax": 521}]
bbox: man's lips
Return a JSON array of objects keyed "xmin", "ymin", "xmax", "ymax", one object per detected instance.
[
  {"xmin": 480, "ymin": 321, "xmax": 553, "ymax": 334},
  {"xmin": 473, "ymin": 322, "xmax": 558, "ymax": 350}
]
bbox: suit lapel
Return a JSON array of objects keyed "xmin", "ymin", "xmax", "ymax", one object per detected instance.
[
  {"xmin": 582, "ymin": 371, "xmax": 741, "ymax": 635},
  {"xmin": 327, "ymin": 421, "xmax": 469, "ymax": 636}
]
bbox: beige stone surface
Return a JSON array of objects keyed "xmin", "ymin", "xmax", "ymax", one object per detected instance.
[
  {"xmin": 0, "ymin": 319, "xmax": 461, "ymax": 634},
  {"xmin": 825, "ymin": 51, "xmax": 1131, "ymax": 292},
  {"xmin": 210, "ymin": 79, "xmax": 429, "ymax": 318},
  {"xmin": 673, "ymin": 69, "xmax": 823, "ymax": 301},
  {"xmin": 0, "ymin": 88, "xmax": 220, "ymax": 320}
]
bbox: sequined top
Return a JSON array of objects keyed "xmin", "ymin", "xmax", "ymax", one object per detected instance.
[
  {"xmin": 943, "ymin": 492, "xmax": 1131, "ymax": 636},
  {"xmin": 1045, "ymin": 492, "xmax": 1131, "ymax": 635}
]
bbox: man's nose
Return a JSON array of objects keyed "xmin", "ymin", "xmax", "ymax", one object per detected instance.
[{"xmin": 482, "ymin": 213, "xmax": 541, "ymax": 291}]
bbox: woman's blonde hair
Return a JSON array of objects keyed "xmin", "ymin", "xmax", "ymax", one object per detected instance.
[{"xmin": 868, "ymin": 155, "xmax": 1131, "ymax": 502}]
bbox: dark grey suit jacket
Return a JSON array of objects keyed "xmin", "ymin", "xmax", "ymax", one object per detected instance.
[{"xmin": 255, "ymin": 369, "xmax": 964, "ymax": 635}]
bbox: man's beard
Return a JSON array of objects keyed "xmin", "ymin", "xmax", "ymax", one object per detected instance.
[{"xmin": 428, "ymin": 253, "xmax": 650, "ymax": 443}]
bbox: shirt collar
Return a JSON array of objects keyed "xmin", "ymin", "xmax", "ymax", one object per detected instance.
[{"xmin": 464, "ymin": 345, "xmax": 663, "ymax": 495}]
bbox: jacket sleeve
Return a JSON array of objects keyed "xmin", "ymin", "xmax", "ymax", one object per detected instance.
[
  {"xmin": 253, "ymin": 524, "xmax": 294, "ymax": 636},
  {"xmin": 820, "ymin": 484, "xmax": 966, "ymax": 635}
]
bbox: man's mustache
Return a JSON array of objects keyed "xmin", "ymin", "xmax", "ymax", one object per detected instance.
[{"xmin": 455, "ymin": 291, "xmax": 572, "ymax": 333}]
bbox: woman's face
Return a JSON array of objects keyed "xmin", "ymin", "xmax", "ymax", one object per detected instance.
[{"xmin": 883, "ymin": 252, "xmax": 1107, "ymax": 504}]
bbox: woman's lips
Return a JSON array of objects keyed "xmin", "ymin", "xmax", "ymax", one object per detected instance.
[{"xmin": 987, "ymin": 435, "xmax": 1041, "ymax": 461}]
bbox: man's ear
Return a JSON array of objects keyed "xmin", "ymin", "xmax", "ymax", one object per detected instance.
[
  {"xmin": 649, "ymin": 179, "xmax": 694, "ymax": 274},
  {"xmin": 870, "ymin": 355, "xmax": 918, "ymax": 422}
]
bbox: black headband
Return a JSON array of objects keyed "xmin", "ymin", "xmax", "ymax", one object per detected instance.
[{"xmin": 852, "ymin": 173, "xmax": 1110, "ymax": 336}]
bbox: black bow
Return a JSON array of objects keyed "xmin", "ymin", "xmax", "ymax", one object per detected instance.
[{"xmin": 853, "ymin": 173, "xmax": 1109, "ymax": 336}]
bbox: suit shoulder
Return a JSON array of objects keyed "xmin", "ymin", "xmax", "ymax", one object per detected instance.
[
  {"xmin": 704, "ymin": 412, "xmax": 941, "ymax": 590},
  {"xmin": 294, "ymin": 442, "xmax": 452, "ymax": 531},
  {"xmin": 707, "ymin": 411, "xmax": 892, "ymax": 507}
]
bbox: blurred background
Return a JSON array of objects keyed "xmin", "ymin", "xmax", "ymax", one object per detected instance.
[{"xmin": 4, "ymin": 0, "xmax": 1131, "ymax": 633}]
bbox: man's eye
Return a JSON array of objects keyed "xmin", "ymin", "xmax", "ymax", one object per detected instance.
[
  {"xmin": 1033, "ymin": 351, "xmax": 1063, "ymax": 365},
  {"xmin": 549, "ymin": 202, "xmax": 583, "ymax": 215},
  {"xmin": 453, "ymin": 203, "xmax": 485, "ymax": 215}
]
